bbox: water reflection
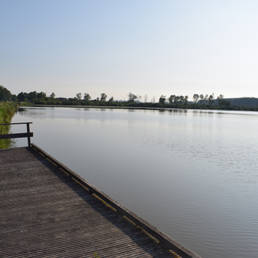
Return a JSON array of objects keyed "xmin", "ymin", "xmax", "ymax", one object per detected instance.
[{"xmin": 12, "ymin": 107, "xmax": 258, "ymax": 258}]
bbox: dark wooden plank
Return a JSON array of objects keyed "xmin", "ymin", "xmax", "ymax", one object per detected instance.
[
  {"xmin": 0, "ymin": 122, "xmax": 32, "ymax": 125},
  {"xmin": 0, "ymin": 132, "xmax": 33, "ymax": 139}
]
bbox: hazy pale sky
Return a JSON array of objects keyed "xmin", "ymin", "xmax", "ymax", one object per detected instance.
[{"xmin": 1, "ymin": 0, "xmax": 258, "ymax": 100}]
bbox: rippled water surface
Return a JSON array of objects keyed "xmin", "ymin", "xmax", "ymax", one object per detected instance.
[{"xmin": 12, "ymin": 107, "xmax": 258, "ymax": 257}]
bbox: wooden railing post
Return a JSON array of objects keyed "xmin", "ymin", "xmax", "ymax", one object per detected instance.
[
  {"xmin": 0, "ymin": 122, "xmax": 33, "ymax": 148},
  {"xmin": 26, "ymin": 123, "xmax": 31, "ymax": 147}
]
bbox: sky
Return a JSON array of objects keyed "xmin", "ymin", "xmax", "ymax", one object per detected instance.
[{"xmin": 1, "ymin": 0, "xmax": 258, "ymax": 100}]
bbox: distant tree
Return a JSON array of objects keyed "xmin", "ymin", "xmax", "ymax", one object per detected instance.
[
  {"xmin": 16, "ymin": 91, "xmax": 46, "ymax": 103},
  {"xmin": 159, "ymin": 95, "xmax": 166, "ymax": 104},
  {"xmin": 217, "ymin": 94, "xmax": 224, "ymax": 100},
  {"xmin": 76, "ymin": 93, "xmax": 82, "ymax": 100},
  {"xmin": 128, "ymin": 93, "xmax": 137, "ymax": 102},
  {"xmin": 17, "ymin": 92, "xmax": 27, "ymax": 102},
  {"xmin": 83, "ymin": 93, "xmax": 91, "ymax": 102},
  {"xmin": 50, "ymin": 92, "xmax": 55, "ymax": 99},
  {"xmin": 179, "ymin": 96, "xmax": 185, "ymax": 103},
  {"xmin": 193, "ymin": 94, "xmax": 199, "ymax": 103},
  {"xmin": 168, "ymin": 95, "xmax": 176, "ymax": 104},
  {"xmin": 37, "ymin": 92, "xmax": 47, "ymax": 102},
  {"xmin": 208, "ymin": 94, "xmax": 214, "ymax": 105},
  {"xmin": 28, "ymin": 91, "xmax": 37, "ymax": 101},
  {"xmin": 174, "ymin": 96, "xmax": 180, "ymax": 104},
  {"xmin": 0, "ymin": 85, "xmax": 12, "ymax": 101},
  {"xmin": 184, "ymin": 96, "xmax": 188, "ymax": 104},
  {"xmin": 108, "ymin": 97, "xmax": 114, "ymax": 102},
  {"xmin": 100, "ymin": 93, "xmax": 107, "ymax": 102},
  {"xmin": 200, "ymin": 94, "xmax": 204, "ymax": 100}
]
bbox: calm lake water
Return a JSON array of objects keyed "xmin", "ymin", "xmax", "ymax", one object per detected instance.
[{"xmin": 11, "ymin": 107, "xmax": 258, "ymax": 257}]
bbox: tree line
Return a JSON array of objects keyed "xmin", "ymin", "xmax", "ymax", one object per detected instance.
[{"xmin": 0, "ymin": 84, "xmax": 241, "ymax": 110}]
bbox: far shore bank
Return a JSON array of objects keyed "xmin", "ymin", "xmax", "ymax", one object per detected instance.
[{"xmin": 25, "ymin": 104, "xmax": 258, "ymax": 113}]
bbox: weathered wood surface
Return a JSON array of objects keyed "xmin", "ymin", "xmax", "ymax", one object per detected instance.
[{"xmin": 0, "ymin": 147, "xmax": 199, "ymax": 258}]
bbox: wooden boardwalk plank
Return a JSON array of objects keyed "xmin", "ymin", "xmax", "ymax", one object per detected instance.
[{"xmin": 0, "ymin": 147, "xmax": 198, "ymax": 258}]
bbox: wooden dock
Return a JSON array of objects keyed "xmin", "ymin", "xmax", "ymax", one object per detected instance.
[{"xmin": 0, "ymin": 143, "xmax": 199, "ymax": 257}]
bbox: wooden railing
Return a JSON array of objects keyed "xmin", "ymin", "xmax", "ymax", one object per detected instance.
[{"xmin": 0, "ymin": 122, "xmax": 33, "ymax": 147}]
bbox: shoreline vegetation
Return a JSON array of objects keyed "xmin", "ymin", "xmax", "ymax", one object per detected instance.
[
  {"xmin": 2, "ymin": 84, "xmax": 258, "ymax": 112},
  {"xmin": 19, "ymin": 94, "xmax": 258, "ymax": 112},
  {"xmin": 0, "ymin": 102, "xmax": 18, "ymax": 149},
  {"xmin": 15, "ymin": 90, "xmax": 258, "ymax": 111}
]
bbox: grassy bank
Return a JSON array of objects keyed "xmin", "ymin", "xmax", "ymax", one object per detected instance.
[
  {"xmin": 0, "ymin": 102, "xmax": 18, "ymax": 123},
  {"xmin": 0, "ymin": 102, "xmax": 18, "ymax": 149}
]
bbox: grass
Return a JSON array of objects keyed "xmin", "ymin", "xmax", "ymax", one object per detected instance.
[{"xmin": 0, "ymin": 102, "xmax": 18, "ymax": 149}]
